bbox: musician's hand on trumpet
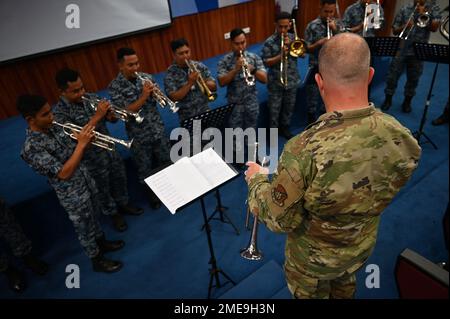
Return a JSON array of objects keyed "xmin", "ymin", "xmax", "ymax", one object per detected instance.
[
  {"xmin": 244, "ymin": 161, "xmax": 269, "ymax": 183},
  {"xmin": 72, "ymin": 124, "xmax": 95, "ymax": 149},
  {"xmin": 187, "ymin": 69, "xmax": 200, "ymax": 87}
]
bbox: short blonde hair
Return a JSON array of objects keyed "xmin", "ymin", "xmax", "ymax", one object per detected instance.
[{"xmin": 318, "ymin": 33, "xmax": 371, "ymax": 84}]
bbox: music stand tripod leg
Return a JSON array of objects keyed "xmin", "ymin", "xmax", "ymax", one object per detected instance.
[
  {"xmin": 200, "ymin": 198, "xmax": 235, "ymax": 299},
  {"xmin": 200, "ymin": 190, "xmax": 240, "ymax": 235},
  {"xmin": 413, "ymin": 63, "xmax": 439, "ymax": 150}
]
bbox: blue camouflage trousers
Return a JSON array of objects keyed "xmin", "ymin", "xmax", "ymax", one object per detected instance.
[
  {"xmin": 0, "ymin": 199, "xmax": 32, "ymax": 272},
  {"xmin": 131, "ymin": 135, "xmax": 171, "ymax": 183},
  {"xmin": 58, "ymin": 194, "xmax": 104, "ymax": 258},
  {"xmin": 178, "ymin": 103, "xmax": 210, "ymax": 124},
  {"xmin": 267, "ymin": 86, "xmax": 297, "ymax": 128},
  {"xmin": 384, "ymin": 54, "xmax": 424, "ymax": 98},
  {"xmin": 88, "ymin": 151, "xmax": 129, "ymax": 216},
  {"xmin": 229, "ymin": 96, "xmax": 260, "ymax": 155}
]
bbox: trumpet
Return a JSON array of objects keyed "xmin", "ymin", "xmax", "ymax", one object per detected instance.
[
  {"xmin": 289, "ymin": 19, "xmax": 307, "ymax": 58},
  {"xmin": 81, "ymin": 96, "xmax": 144, "ymax": 124},
  {"xmin": 241, "ymin": 143, "xmax": 265, "ymax": 261},
  {"xmin": 135, "ymin": 72, "xmax": 179, "ymax": 113},
  {"xmin": 239, "ymin": 50, "xmax": 256, "ymax": 86},
  {"xmin": 185, "ymin": 59, "xmax": 217, "ymax": 102},
  {"xmin": 52, "ymin": 121, "xmax": 133, "ymax": 151},
  {"xmin": 327, "ymin": 18, "xmax": 333, "ymax": 39}
]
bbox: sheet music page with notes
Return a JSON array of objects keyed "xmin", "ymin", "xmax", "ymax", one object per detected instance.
[{"xmin": 144, "ymin": 148, "xmax": 238, "ymax": 214}]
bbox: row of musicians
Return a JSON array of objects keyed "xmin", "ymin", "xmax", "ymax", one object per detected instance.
[{"xmin": 2, "ymin": 0, "xmax": 444, "ymax": 284}]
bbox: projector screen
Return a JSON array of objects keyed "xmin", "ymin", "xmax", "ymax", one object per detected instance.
[{"xmin": 0, "ymin": 0, "xmax": 172, "ymax": 63}]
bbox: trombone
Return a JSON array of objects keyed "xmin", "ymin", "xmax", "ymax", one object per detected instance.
[
  {"xmin": 239, "ymin": 50, "xmax": 256, "ymax": 86},
  {"xmin": 81, "ymin": 96, "xmax": 144, "ymax": 124},
  {"xmin": 185, "ymin": 59, "xmax": 218, "ymax": 102},
  {"xmin": 399, "ymin": 3, "xmax": 431, "ymax": 40},
  {"xmin": 52, "ymin": 121, "xmax": 133, "ymax": 151},
  {"xmin": 135, "ymin": 72, "xmax": 179, "ymax": 113}
]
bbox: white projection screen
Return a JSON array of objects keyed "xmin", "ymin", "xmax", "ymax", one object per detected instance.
[{"xmin": 0, "ymin": 0, "xmax": 172, "ymax": 63}]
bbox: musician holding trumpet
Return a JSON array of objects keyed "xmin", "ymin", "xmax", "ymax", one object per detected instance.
[
  {"xmin": 18, "ymin": 94, "xmax": 125, "ymax": 274},
  {"xmin": 245, "ymin": 33, "xmax": 421, "ymax": 298},
  {"xmin": 304, "ymin": 0, "xmax": 344, "ymax": 124},
  {"xmin": 261, "ymin": 12, "xmax": 301, "ymax": 140},
  {"xmin": 108, "ymin": 48, "xmax": 171, "ymax": 209},
  {"xmin": 164, "ymin": 38, "xmax": 218, "ymax": 123},
  {"xmin": 381, "ymin": 0, "xmax": 441, "ymax": 113},
  {"xmin": 217, "ymin": 28, "xmax": 267, "ymax": 168},
  {"xmin": 53, "ymin": 68, "xmax": 143, "ymax": 232}
]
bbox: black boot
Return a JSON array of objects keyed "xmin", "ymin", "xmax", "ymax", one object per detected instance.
[
  {"xmin": 279, "ymin": 126, "xmax": 294, "ymax": 139},
  {"xmin": 381, "ymin": 94, "xmax": 393, "ymax": 111},
  {"xmin": 145, "ymin": 187, "xmax": 161, "ymax": 210},
  {"xmin": 111, "ymin": 213, "xmax": 127, "ymax": 232},
  {"xmin": 22, "ymin": 254, "xmax": 48, "ymax": 276},
  {"xmin": 91, "ymin": 253, "xmax": 123, "ymax": 273},
  {"xmin": 119, "ymin": 204, "xmax": 144, "ymax": 216},
  {"xmin": 96, "ymin": 235, "xmax": 125, "ymax": 253},
  {"xmin": 402, "ymin": 96, "xmax": 413, "ymax": 113},
  {"xmin": 3, "ymin": 265, "xmax": 27, "ymax": 293}
]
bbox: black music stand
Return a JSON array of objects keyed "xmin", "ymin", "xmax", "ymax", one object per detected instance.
[
  {"xmin": 180, "ymin": 104, "xmax": 240, "ymax": 235},
  {"xmin": 146, "ymin": 149, "xmax": 238, "ymax": 299},
  {"xmin": 365, "ymin": 37, "xmax": 401, "ymax": 99},
  {"xmin": 412, "ymin": 42, "xmax": 449, "ymax": 150},
  {"xmin": 365, "ymin": 37, "xmax": 401, "ymax": 57}
]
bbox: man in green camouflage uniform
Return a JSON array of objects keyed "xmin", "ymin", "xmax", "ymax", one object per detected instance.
[{"xmin": 245, "ymin": 33, "xmax": 421, "ymax": 299}]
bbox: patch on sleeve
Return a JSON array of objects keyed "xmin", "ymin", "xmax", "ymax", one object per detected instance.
[{"xmin": 271, "ymin": 184, "xmax": 288, "ymax": 207}]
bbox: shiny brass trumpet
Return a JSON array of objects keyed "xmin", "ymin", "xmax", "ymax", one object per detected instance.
[
  {"xmin": 81, "ymin": 96, "xmax": 144, "ymax": 124},
  {"xmin": 53, "ymin": 121, "xmax": 133, "ymax": 151},
  {"xmin": 185, "ymin": 59, "xmax": 218, "ymax": 102},
  {"xmin": 289, "ymin": 19, "xmax": 307, "ymax": 58},
  {"xmin": 239, "ymin": 50, "xmax": 256, "ymax": 86},
  {"xmin": 135, "ymin": 72, "xmax": 179, "ymax": 113}
]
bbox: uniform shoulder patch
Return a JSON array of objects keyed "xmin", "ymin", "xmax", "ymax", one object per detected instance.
[{"xmin": 271, "ymin": 184, "xmax": 288, "ymax": 207}]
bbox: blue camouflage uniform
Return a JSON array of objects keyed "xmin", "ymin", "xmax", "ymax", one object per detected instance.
[
  {"xmin": 0, "ymin": 198, "xmax": 32, "ymax": 272},
  {"xmin": 304, "ymin": 18, "xmax": 344, "ymax": 120},
  {"xmin": 164, "ymin": 61, "xmax": 214, "ymax": 123},
  {"xmin": 261, "ymin": 32, "xmax": 300, "ymax": 129},
  {"xmin": 343, "ymin": 1, "xmax": 385, "ymax": 38},
  {"xmin": 53, "ymin": 94, "xmax": 129, "ymax": 216},
  {"xmin": 20, "ymin": 128, "xmax": 103, "ymax": 258},
  {"xmin": 108, "ymin": 73, "xmax": 171, "ymax": 183},
  {"xmin": 384, "ymin": 2, "xmax": 441, "ymax": 98},
  {"xmin": 217, "ymin": 51, "xmax": 266, "ymax": 152}
]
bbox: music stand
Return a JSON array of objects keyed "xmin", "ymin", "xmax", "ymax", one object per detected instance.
[
  {"xmin": 365, "ymin": 37, "xmax": 401, "ymax": 99},
  {"xmin": 145, "ymin": 148, "xmax": 238, "ymax": 299},
  {"xmin": 365, "ymin": 37, "xmax": 401, "ymax": 57},
  {"xmin": 412, "ymin": 42, "xmax": 449, "ymax": 150},
  {"xmin": 180, "ymin": 104, "xmax": 240, "ymax": 235}
]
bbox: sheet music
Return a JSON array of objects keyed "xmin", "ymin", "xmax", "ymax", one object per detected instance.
[
  {"xmin": 190, "ymin": 148, "xmax": 237, "ymax": 189},
  {"xmin": 144, "ymin": 149, "xmax": 238, "ymax": 214}
]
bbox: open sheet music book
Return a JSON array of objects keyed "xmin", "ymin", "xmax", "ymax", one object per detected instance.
[{"xmin": 144, "ymin": 148, "xmax": 238, "ymax": 214}]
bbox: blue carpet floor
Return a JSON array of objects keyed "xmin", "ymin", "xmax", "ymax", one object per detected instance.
[{"xmin": 0, "ymin": 43, "xmax": 448, "ymax": 299}]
